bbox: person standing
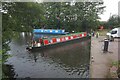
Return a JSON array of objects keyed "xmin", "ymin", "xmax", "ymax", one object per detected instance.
[
  {"xmin": 56, "ymin": 15, "xmax": 60, "ymax": 29},
  {"xmin": 96, "ymin": 31, "xmax": 99, "ymax": 38},
  {"xmin": 92, "ymin": 31, "xmax": 95, "ymax": 37}
]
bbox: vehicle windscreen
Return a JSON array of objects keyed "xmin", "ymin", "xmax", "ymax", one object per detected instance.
[{"xmin": 111, "ymin": 30, "xmax": 117, "ymax": 34}]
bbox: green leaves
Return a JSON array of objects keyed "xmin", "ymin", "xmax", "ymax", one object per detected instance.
[
  {"xmin": 101, "ymin": 15, "xmax": 120, "ymax": 29},
  {"xmin": 108, "ymin": 15, "xmax": 120, "ymax": 28},
  {"xmin": 43, "ymin": 2, "xmax": 105, "ymax": 32},
  {"xmin": 2, "ymin": 2, "xmax": 46, "ymax": 32}
]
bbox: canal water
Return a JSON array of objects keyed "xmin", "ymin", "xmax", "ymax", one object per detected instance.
[{"xmin": 4, "ymin": 32, "xmax": 91, "ymax": 78}]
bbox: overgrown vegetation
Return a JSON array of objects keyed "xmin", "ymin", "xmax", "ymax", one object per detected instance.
[{"xmin": 106, "ymin": 61, "xmax": 120, "ymax": 78}]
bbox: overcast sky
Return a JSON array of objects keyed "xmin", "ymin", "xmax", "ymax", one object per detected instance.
[{"xmin": 99, "ymin": 0, "xmax": 120, "ymax": 21}]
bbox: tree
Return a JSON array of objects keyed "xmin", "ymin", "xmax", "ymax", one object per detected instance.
[
  {"xmin": 2, "ymin": 2, "xmax": 46, "ymax": 78},
  {"xmin": 107, "ymin": 15, "xmax": 120, "ymax": 29},
  {"xmin": 2, "ymin": 2, "xmax": 46, "ymax": 31},
  {"xmin": 43, "ymin": 2, "xmax": 105, "ymax": 32}
]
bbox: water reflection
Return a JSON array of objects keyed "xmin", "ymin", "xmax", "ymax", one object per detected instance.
[
  {"xmin": 5, "ymin": 32, "xmax": 91, "ymax": 78},
  {"xmin": 29, "ymin": 39, "xmax": 90, "ymax": 77}
]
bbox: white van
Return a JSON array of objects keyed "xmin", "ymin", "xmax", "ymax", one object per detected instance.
[{"xmin": 106, "ymin": 27, "xmax": 120, "ymax": 40}]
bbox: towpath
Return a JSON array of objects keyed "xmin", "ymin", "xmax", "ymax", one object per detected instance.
[{"xmin": 90, "ymin": 36, "xmax": 119, "ymax": 78}]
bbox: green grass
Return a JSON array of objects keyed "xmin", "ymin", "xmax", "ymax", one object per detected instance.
[
  {"xmin": 111, "ymin": 61, "xmax": 118, "ymax": 66},
  {"xmin": 96, "ymin": 29, "xmax": 110, "ymax": 36}
]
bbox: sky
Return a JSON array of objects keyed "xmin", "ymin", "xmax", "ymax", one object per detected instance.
[{"xmin": 99, "ymin": 0, "xmax": 120, "ymax": 21}]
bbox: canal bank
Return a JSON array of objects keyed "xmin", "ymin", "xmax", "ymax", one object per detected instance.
[{"xmin": 90, "ymin": 36, "xmax": 119, "ymax": 78}]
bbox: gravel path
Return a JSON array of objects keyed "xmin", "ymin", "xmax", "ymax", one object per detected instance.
[{"xmin": 90, "ymin": 36, "xmax": 119, "ymax": 78}]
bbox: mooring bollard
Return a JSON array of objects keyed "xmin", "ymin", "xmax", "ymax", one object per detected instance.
[{"xmin": 103, "ymin": 38, "xmax": 109, "ymax": 52}]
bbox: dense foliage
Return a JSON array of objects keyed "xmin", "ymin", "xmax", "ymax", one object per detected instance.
[
  {"xmin": 107, "ymin": 15, "xmax": 120, "ymax": 28},
  {"xmin": 99, "ymin": 15, "xmax": 120, "ymax": 29},
  {"xmin": 43, "ymin": 2, "xmax": 105, "ymax": 32}
]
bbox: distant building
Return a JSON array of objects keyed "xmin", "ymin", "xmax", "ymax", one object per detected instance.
[{"xmin": 118, "ymin": 1, "xmax": 120, "ymax": 16}]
